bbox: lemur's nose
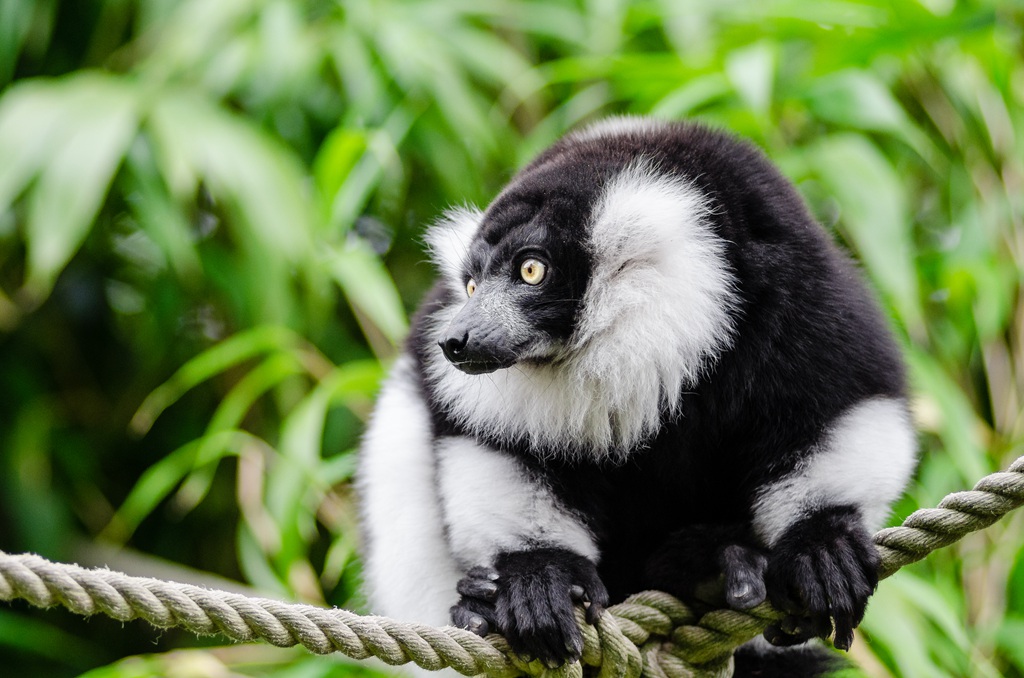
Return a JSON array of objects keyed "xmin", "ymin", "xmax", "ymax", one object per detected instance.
[{"xmin": 439, "ymin": 333, "xmax": 469, "ymax": 362}]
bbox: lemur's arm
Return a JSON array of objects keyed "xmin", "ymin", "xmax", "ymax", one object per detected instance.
[
  {"xmin": 750, "ymin": 398, "xmax": 917, "ymax": 649},
  {"xmin": 436, "ymin": 436, "xmax": 607, "ymax": 665}
]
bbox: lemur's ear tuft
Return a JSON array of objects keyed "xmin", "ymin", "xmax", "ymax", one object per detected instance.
[{"xmin": 424, "ymin": 207, "xmax": 483, "ymax": 296}]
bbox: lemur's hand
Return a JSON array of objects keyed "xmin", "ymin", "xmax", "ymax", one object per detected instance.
[
  {"xmin": 451, "ymin": 566, "xmax": 501, "ymax": 636},
  {"xmin": 450, "ymin": 548, "xmax": 608, "ymax": 667},
  {"xmin": 719, "ymin": 543, "xmax": 768, "ymax": 610},
  {"xmin": 643, "ymin": 524, "xmax": 767, "ymax": 611},
  {"xmin": 763, "ymin": 506, "xmax": 880, "ymax": 651}
]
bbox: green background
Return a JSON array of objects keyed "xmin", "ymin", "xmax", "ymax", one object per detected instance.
[{"xmin": 0, "ymin": 0, "xmax": 1022, "ymax": 676}]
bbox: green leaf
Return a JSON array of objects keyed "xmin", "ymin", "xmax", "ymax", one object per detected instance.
[
  {"xmin": 313, "ymin": 127, "xmax": 367, "ymax": 222},
  {"xmin": 324, "ymin": 106, "xmax": 417, "ymax": 234},
  {"xmin": 651, "ymin": 74, "xmax": 731, "ymax": 118},
  {"xmin": 172, "ymin": 353, "xmax": 308, "ymax": 515},
  {"xmin": 804, "ymin": 69, "xmax": 909, "ymax": 133},
  {"xmin": 123, "ymin": 144, "xmax": 202, "ymax": 279},
  {"xmin": 0, "ymin": 609, "xmax": 101, "ymax": 667},
  {"xmin": 206, "ymin": 352, "xmax": 308, "ymax": 435},
  {"xmin": 861, "ymin": 579, "xmax": 946, "ymax": 677},
  {"xmin": 131, "ymin": 325, "xmax": 304, "ymax": 434},
  {"xmin": 269, "ymin": 359, "xmax": 383, "ymax": 517},
  {"xmin": 327, "ymin": 241, "xmax": 409, "ymax": 349},
  {"xmin": 101, "ymin": 437, "xmax": 201, "ymax": 543},
  {"xmin": 0, "ymin": 82, "xmax": 57, "ymax": 212},
  {"xmin": 807, "ymin": 133, "xmax": 923, "ymax": 333},
  {"xmin": 22, "ymin": 74, "xmax": 139, "ymax": 299},
  {"xmin": 102, "ymin": 429, "xmax": 269, "ymax": 543},
  {"xmin": 473, "ymin": 2, "xmax": 587, "ymax": 47},
  {"xmin": 320, "ymin": 450, "xmax": 359, "ymax": 486},
  {"xmin": 907, "ymin": 348, "xmax": 990, "ymax": 486},
  {"xmin": 261, "ymin": 360, "xmax": 382, "ymax": 572},
  {"xmin": 725, "ymin": 41, "xmax": 776, "ymax": 115},
  {"xmin": 236, "ymin": 521, "xmax": 291, "ymax": 597},
  {"xmin": 0, "ymin": 0, "xmax": 39, "ymax": 86},
  {"xmin": 0, "ymin": 74, "xmax": 139, "ymax": 300},
  {"xmin": 994, "ymin": 616, "xmax": 1024, "ymax": 672},
  {"xmin": 148, "ymin": 90, "xmax": 314, "ymax": 263}
]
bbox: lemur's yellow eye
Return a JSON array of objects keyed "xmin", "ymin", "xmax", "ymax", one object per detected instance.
[
  {"xmin": 466, "ymin": 279, "xmax": 477, "ymax": 297},
  {"xmin": 520, "ymin": 259, "xmax": 547, "ymax": 285}
]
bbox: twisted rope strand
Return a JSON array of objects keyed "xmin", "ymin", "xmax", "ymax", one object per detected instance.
[
  {"xmin": 660, "ymin": 455, "xmax": 1024, "ymax": 670},
  {"xmin": 2, "ymin": 455, "xmax": 1023, "ymax": 678},
  {"xmin": 874, "ymin": 456, "xmax": 1024, "ymax": 578}
]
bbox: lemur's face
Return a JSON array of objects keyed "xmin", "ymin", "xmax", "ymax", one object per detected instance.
[
  {"xmin": 425, "ymin": 122, "xmax": 737, "ymax": 452},
  {"xmin": 437, "ymin": 166, "xmax": 596, "ymax": 374}
]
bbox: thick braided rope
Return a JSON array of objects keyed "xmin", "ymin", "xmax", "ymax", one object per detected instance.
[{"xmin": 2, "ymin": 455, "xmax": 1023, "ymax": 678}]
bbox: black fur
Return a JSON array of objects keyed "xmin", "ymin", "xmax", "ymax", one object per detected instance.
[
  {"xmin": 401, "ymin": 120, "xmax": 907, "ymax": 669},
  {"xmin": 764, "ymin": 506, "xmax": 880, "ymax": 651},
  {"xmin": 645, "ymin": 525, "xmax": 768, "ymax": 611},
  {"xmin": 734, "ymin": 644, "xmax": 844, "ymax": 678},
  {"xmin": 452, "ymin": 549, "xmax": 609, "ymax": 666}
]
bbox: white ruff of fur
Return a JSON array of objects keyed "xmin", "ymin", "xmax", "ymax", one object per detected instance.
[{"xmin": 424, "ymin": 165, "xmax": 738, "ymax": 460}]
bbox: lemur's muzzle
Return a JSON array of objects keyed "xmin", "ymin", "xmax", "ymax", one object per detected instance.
[{"xmin": 439, "ymin": 293, "xmax": 519, "ymax": 375}]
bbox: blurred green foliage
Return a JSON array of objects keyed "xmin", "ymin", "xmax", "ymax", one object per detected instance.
[{"xmin": 0, "ymin": 0, "xmax": 1022, "ymax": 676}]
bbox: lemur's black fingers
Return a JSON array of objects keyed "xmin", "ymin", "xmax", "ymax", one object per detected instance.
[
  {"xmin": 467, "ymin": 565, "xmax": 500, "ymax": 581},
  {"xmin": 569, "ymin": 583, "xmax": 605, "ymax": 623},
  {"xmin": 548, "ymin": 581, "xmax": 585, "ymax": 662},
  {"xmin": 568, "ymin": 559, "xmax": 609, "ymax": 624},
  {"xmin": 451, "ymin": 581, "xmax": 498, "ymax": 637},
  {"xmin": 764, "ymin": 506, "xmax": 881, "ymax": 650},
  {"xmin": 764, "ymin": 614, "xmax": 831, "ymax": 647},
  {"xmin": 488, "ymin": 548, "xmax": 606, "ymax": 665},
  {"xmin": 814, "ymin": 547, "xmax": 856, "ymax": 650},
  {"xmin": 451, "ymin": 604, "xmax": 491, "ymax": 636},
  {"xmin": 767, "ymin": 551, "xmax": 819, "ymax": 614},
  {"xmin": 721, "ymin": 544, "xmax": 767, "ymax": 610},
  {"xmin": 584, "ymin": 599, "xmax": 605, "ymax": 624},
  {"xmin": 498, "ymin": 573, "xmax": 581, "ymax": 665},
  {"xmin": 827, "ymin": 534, "xmax": 878, "ymax": 650},
  {"xmin": 457, "ymin": 575, "xmax": 499, "ymax": 600},
  {"xmin": 764, "ymin": 621, "xmax": 801, "ymax": 647}
]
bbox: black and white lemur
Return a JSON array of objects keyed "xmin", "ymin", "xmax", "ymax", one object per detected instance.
[{"xmin": 358, "ymin": 118, "xmax": 917, "ymax": 676}]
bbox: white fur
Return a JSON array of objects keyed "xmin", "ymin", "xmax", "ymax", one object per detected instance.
[
  {"xmin": 423, "ymin": 207, "xmax": 483, "ymax": 298},
  {"xmin": 357, "ymin": 357, "xmax": 462, "ymax": 626},
  {"xmin": 752, "ymin": 397, "xmax": 918, "ymax": 547},
  {"xmin": 437, "ymin": 437, "xmax": 598, "ymax": 568},
  {"xmin": 570, "ymin": 116, "xmax": 666, "ymax": 143},
  {"xmin": 423, "ymin": 164, "xmax": 738, "ymax": 459}
]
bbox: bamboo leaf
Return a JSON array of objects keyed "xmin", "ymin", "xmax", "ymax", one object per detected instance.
[
  {"xmin": 131, "ymin": 326, "xmax": 304, "ymax": 435},
  {"xmin": 804, "ymin": 69, "xmax": 909, "ymax": 133},
  {"xmin": 148, "ymin": 90, "xmax": 314, "ymax": 263},
  {"xmin": 171, "ymin": 353, "xmax": 308, "ymax": 515},
  {"xmin": 0, "ymin": 609, "xmax": 101, "ymax": 666},
  {"xmin": 725, "ymin": 41, "xmax": 776, "ymax": 115},
  {"xmin": 0, "ymin": 81, "xmax": 66, "ymax": 213},
  {"xmin": 327, "ymin": 240, "xmax": 409, "ymax": 348},
  {"xmin": 651, "ymin": 74, "xmax": 731, "ymax": 118},
  {"xmin": 807, "ymin": 133, "xmax": 923, "ymax": 333},
  {"xmin": 907, "ymin": 348, "xmax": 990, "ymax": 486},
  {"xmin": 313, "ymin": 127, "xmax": 368, "ymax": 223},
  {"xmin": 124, "ymin": 146, "xmax": 202, "ymax": 279},
  {"xmin": 22, "ymin": 74, "xmax": 138, "ymax": 299},
  {"xmin": 0, "ymin": 0, "xmax": 38, "ymax": 86},
  {"xmin": 100, "ymin": 435, "xmax": 207, "ymax": 543}
]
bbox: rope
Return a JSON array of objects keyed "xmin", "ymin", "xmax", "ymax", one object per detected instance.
[{"xmin": 2, "ymin": 454, "xmax": 1023, "ymax": 678}]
